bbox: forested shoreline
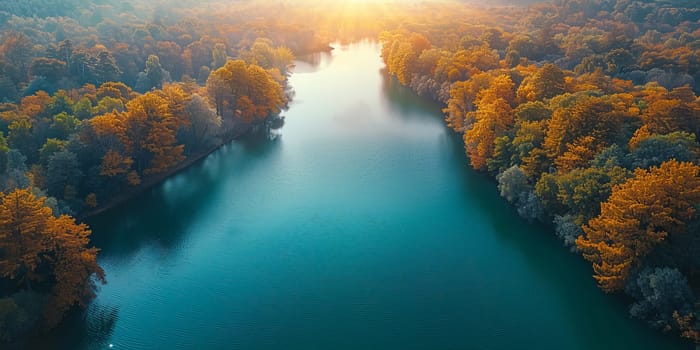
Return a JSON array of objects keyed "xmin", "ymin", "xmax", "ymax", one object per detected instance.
[
  {"xmin": 380, "ymin": 0, "xmax": 700, "ymax": 345},
  {"xmin": 1, "ymin": 0, "xmax": 700, "ymax": 346},
  {"xmin": 0, "ymin": 0, "xmax": 303, "ymax": 342}
]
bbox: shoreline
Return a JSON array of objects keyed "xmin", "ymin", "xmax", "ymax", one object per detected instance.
[
  {"xmin": 78, "ymin": 124, "xmax": 253, "ymax": 220},
  {"xmin": 78, "ymin": 49, "xmax": 323, "ymax": 222}
]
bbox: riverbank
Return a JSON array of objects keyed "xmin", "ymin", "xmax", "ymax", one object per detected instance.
[
  {"xmin": 79, "ymin": 46, "xmax": 329, "ymax": 221},
  {"xmin": 79, "ymin": 123, "xmax": 254, "ymax": 220}
]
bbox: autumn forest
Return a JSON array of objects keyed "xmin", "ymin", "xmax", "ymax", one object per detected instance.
[{"xmin": 1, "ymin": 0, "xmax": 700, "ymax": 348}]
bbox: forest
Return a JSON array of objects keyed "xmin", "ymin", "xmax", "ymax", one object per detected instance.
[
  {"xmin": 381, "ymin": 0, "xmax": 700, "ymax": 344},
  {"xmin": 1, "ymin": 0, "xmax": 700, "ymax": 347}
]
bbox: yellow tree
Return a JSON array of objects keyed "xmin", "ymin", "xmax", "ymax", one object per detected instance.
[
  {"xmin": 444, "ymin": 72, "xmax": 493, "ymax": 132},
  {"xmin": 554, "ymin": 135, "xmax": 601, "ymax": 173},
  {"xmin": 0, "ymin": 189, "xmax": 105, "ymax": 325},
  {"xmin": 156, "ymin": 84, "xmax": 191, "ymax": 129},
  {"xmin": 123, "ymin": 92, "xmax": 185, "ymax": 175},
  {"xmin": 100, "ymin": 150, "xmax": 133, "ymax": 177},
  {"xmin": 205, "ymin": 65, "xmax": 231, "ymax": 116},
  {"xmin": 516, "ymin": 63, "xmax": 566, "ymax": 102},
  {"xmin": 246, "ymin": 64, "xmax": 285, "ymax": 121},
  {"xmin": 544, "ymin": 95, "xmax": 625, "ymax": 161},
  {"xmin": 577, "ymin": 160, "xmax": 700, "ymax": 292},
  {"xmin": 44, "ymin": 215, "xmax": 105, "ymax": 326},
  {"xmin": 205, "ymin": 59, "xmax": 284, "ymax": 123},
  {"xmin": 463, "ymin": 75, "xmax": 515, "ymax": 170},
  {"xmin": 0, "ymin": 189, "xmax": 52, "ymax": 288}
]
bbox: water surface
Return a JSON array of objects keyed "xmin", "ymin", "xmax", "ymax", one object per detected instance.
[{"xmin": 37, "ymin": 42, "xmax": 689, "ymax": 350}]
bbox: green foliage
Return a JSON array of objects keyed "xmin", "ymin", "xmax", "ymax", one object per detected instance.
[
  {"xmin": 39, "ymin": 138, "xmax": 67, "ymax": 166},
  {"xmin": 144, "ymin": 55, "xmax": 166, "ymax": 91},
  {"xmin": 554, "ymin": 166, "xmax": 630, "ymax": 222},
  {"xmin": 629, "ymin": 268, "xmax": 695, "ymax": 332},
  {"xmin": 628, "ymin": 132, "xmax": 698, "ymax": 169}
]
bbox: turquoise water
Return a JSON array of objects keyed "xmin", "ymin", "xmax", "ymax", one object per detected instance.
[{"xmin": 36, "ymin": 42, "xmax": 689, "ymax": 349}]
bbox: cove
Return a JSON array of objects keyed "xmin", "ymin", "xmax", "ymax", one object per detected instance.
[{"xmin": 31, "ymin": 41, "xmax": 689, "ymax": 350}]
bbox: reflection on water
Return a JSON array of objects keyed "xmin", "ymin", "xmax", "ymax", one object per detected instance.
[
  {"xmin": 380, "ymin": 68, "xmax": 444, "ymax": 122},
  {"xmin": 25, "ymin": 304, "xmax": 118, "ymax": 350},
  {"xmin": 293, "ymin": 49, "xmax": 334, "ymax": 74},
  {"xmin": 89, "ymin": 127, "xmax": 283, "ymax": 260}
]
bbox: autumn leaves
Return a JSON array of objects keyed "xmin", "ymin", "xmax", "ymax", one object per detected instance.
[
  {"xmin": 579, "ymin": 161, "xmax": 700, "ymax": 293},
  {"xmin": 0, "ymin": 189, "xmax": 104, "ymax": 326},
  {"xmin": 380, "ymin": 10, "xmax": 700, "ymax": 339},
  {"xmin": 0, "ymin": 44, "xmax": 289, "ymax": 336}
]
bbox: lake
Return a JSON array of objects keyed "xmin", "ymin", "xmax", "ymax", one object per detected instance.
[{"xmin": 33, "ymin": 41, "xmax": 689, "ymax": 350}]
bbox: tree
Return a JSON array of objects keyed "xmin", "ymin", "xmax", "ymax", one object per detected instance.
[
  {"xmin": 28, "ymin": 58, "xmax": 66, "ymax": 82},
  {"xmin": 50, "ymin": 112, "xmax": 79, "ymax": 140},
  {"xmin": 44, "ymin": 215, "xmax": 104, "ymax": 326},
  {"xmin": 93, "ymin": 51, "xmax": 122, "ymax": 85},
  {"xmin": 577, "ymin": 161, "xmax": 700, "ymax": 292},
  {"xmin": 122, "ymin": 92, "xmax": 185, "ymax": 175},
  {"xmin": 463, "ymin": 75, "xmax": 515, "ymax": 170},
  {"xmin": 497, "ymin": 165, "xmax": 543, "ymax": 221},
  {"xmin": 554, "ymin": 215, "xmax": 584, "ymax": 251},
  {"xmin": 56, "ymin": 40, "xmax": 73, "ymax": 68},
  {"xmin": 640, "ymin": 86, "xmax": 700, "ymax": 136},
  {"xmin": 629, "ymin": 268, "xmax": 695, "ymax": 332},
  {"xmin": 49, "ymin": 90, "xmax": 74, "ymax": 116},
  {"xmin": 444, "ymin": 73, "xmax": 492, "ymax": 132},
  {"xmin": 7, "ymin": 119, "xmax": 36, "ymax": 163},
  {"xmin": 0, "ymin": 32, "xmax": 32, "ymax": 80},
  {"xmin": 38, "ymin": 138, "xmax": 67, "ymax": 166},
  {"xmin": 144, "ymin": 55, "xmax": 166, "ymax": 90},
  {"xmin": 0, "ymin": 189, "xmax": 104, "ymax": 326},
  {"xmin": 155, "ymin": 41, "xmax": 185, "ymax": 80},
  {"xmin": 555, "ymin": 166, "xmax": 630, "ymax": 221},
  {"xmin": 516, "ymin": 63, "xmax": 566, "ymax": 102},
  {"xmin": 544, "ymin": 95, "xmax": 625, "ymax": 161},
  {"xmin": 179, "ymin": 94, "xmax": 221, "ymax": 153},
  {"xmin": 0, "ymin": 189, "xmax": 52, "ymax": 289},
  {"xmin": 205, "ymin": 60, "xmax": 285, "ymax": 123},
  {"xmin": 72, "ymin": 97, "xmax": 92, "ymax": 120},
  {"xmin": 211, "ymin": 43, "xmax": 227, "ymax": 70},
  {"xmin": 240, "ymin": 39, "xmax": 295, "ymax": 75},
  {"xmin": 99, "ymin": 150, "xmax": 133, "ymax": 177},
  {"xmin": 554, "ymin": 135, "xmax": 601, "ymax": 173},
  {"xmin": 627, "ymin": 131, "xmax": 698, "ymax": 169},
  {"xmin": 514, "ymin": 101, "xmax": 552, "ymax": 123},
  {"xmin": 497, "ymin": 165, "xmax": 529, "ymax": 204},
  {"xmin": 46, "ymin": 150, "xmax": 83, "ymax": 199},
  {"xmin": 205, "ymin": 64, "xmax": 230, "ymax": 117},
  {"xmin": 2, "ymin": 149, "xmax": 30, "ymax": 191}
]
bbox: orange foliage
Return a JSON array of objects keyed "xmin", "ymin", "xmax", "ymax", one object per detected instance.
[{"xmin": 577, "ymin": 161, "xmax": 700, "ymax": 292}]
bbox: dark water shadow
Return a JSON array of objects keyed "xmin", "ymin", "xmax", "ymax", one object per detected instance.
[
  {"xmin": 87, "ymin": 127, "xmax": 283, "ymax": 261},
  {"xmin": 379, "ymin": 68, "xmax": 443, "ymax": 121},
  {"xmin": 20, "ymin": 128, "xmax": 284, "ymax": 350},
  {"xmin": 293, "ymin": 51, "xmax": 334, "ymax": 74},
  {"xmin": 22, "ymin": 304, "xmax": 119, "ymax": 350},
  {"xmin": 377, "ymin": 63, "xmax": 690, "ymax": 348},
  {"xmin": 437, "ymin": 108, "xmax": 691, "ymax": 349}
]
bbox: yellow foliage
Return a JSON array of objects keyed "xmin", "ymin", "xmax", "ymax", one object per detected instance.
[{"xmin": 577, "ymin": 161, "xmax": 700, "ymax": 292}]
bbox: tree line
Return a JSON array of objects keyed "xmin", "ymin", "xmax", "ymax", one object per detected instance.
[{"xmin": 381, "ymin": 0, "xmax": 700, "ymax": 345}]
